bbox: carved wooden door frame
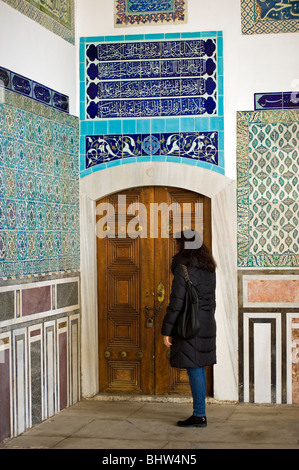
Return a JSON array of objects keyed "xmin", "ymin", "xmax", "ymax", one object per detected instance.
[{"xmin": 97, "ymin": 186, "xmax": 212, "ymax": 395}]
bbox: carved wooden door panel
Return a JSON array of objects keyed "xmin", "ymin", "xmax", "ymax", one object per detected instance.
[{"xmin": 97, "ymin": 187, "xmax": 212, "ymax": 395}]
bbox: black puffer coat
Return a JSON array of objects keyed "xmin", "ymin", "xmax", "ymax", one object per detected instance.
[{"xmin": 161, "ymin": 253, "xmax": 216, "ymax": 369}]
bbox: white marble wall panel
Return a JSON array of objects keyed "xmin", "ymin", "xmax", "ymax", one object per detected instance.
[
  {"xmin": 0, "ymin": 331, "xmax": 12, "ymax": 441},
  {"xmin": 44, "ymin": 321, "xmax": 56, "ymax": 419},
  {"xmin": 70, "ymin": 314, "xmax": 81, "ymax": 405},
  {"xmin": 254, "ymin": 322, "xmax": 271, "ymax": 403},
  {"xmin": 28, "ymin": 324, "xmax": 43, "ymax": 427},
  {"xmin": 57, "ymin": 318, "xmax": 68, "ymax": 411},
  {"xmin": 243, "ymin": 312, "xmax": 281, "ymax": 404},
  {"xmin": 13, "ymin": 328, "xmax": 28, "ymax": 436},
  {"xmin": 212, "ymin": 180, "xmax": 239, "ymax": 401},
  {"xmin": 80, "ymin": 193, "xmax": 99, "ymax": 397}
]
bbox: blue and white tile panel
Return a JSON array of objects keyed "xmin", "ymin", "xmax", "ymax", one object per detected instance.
[
  {"xmin": 80, "ymin": 32, "xmax": 224, "ymax": 176},
  {"xmin": 254, "ymin": 91, "xmax": 299, "ymax": 111},
  {"xmin": 0, "ymin": 66, "xmax": 69, "ymax": 113},
  {"xmin": 85, "ymin": 131, "xmax": 219, "ymax": 169}
]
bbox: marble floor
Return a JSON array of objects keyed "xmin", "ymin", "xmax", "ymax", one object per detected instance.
[{"xmin": 1, "ymin": 397, "xmax": 298, "ymax": 450}]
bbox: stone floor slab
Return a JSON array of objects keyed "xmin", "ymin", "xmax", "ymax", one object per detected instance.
[{"xmin": 1, "ymin": 399, "xmax": 298, "ymax": 450}]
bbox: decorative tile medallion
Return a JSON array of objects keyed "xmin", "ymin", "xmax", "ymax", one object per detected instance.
[
  {"xmin": 1, "ymin": 0, "xmax": 75, "ymax": 44},
  {"xmin": 114, "ymin": 0, "xmax": 187, "ymax": 27},
  {"xmin": 241, "ymin": 0, "xmax": 299, "ymax": 34},
  {"xmin": 255, "ymin": 92, "xmax": 299, "ymax": 111},
  {"xmin": 237, "ymin": 109, "xmax": 299, "ymax": 267},
  {"xmin": 0, "ymin": 89, "xmax": 79, "ymax": 277},
  {"xmin": 80, "ymin": 32, "xmax": 224, "ymax": 176},
  {"xmin": 0, "ymin": 66, "xmax": 69, "ymax": 113}
]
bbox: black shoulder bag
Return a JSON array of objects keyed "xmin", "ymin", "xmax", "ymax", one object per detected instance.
[{"xmin": 175, "ymin": 265, "xmax": 200, "ymax": 340}]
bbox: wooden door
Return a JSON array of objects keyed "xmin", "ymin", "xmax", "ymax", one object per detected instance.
[{"xmin": 97, "ymin": 187, "xmax": 212, "ymax": 395}]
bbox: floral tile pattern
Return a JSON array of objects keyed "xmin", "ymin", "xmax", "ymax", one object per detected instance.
[
  {"xmin": 0, "ymin": 89, "xmax": 79, "ymax": 277},
  {"xmin": 86, "ymin": 131, "xmax": 218, "ymax": 167},
  {"xmin": 1, "ymin": 0, "xmax": 75, "ymax": 44},
  {"xmin": 114, "ymin": 0, "xmax": 187, "ymax": 27},
  {"xmin": 237, "ymin": 109, "xmax": 299, "ymax": 267},
  {"xmin": 241, "ymin": 0, "xmax": 299, "ymax": 34}
]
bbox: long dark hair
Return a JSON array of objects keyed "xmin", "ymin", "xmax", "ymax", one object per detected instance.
[{"xmin": 175, "ymin": 230, "xmax": 217, "ymax": 273}]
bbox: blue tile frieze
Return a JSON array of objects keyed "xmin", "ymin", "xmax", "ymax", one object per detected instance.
[
  {"xmin": 0, "ymin": 66, "xmax": 69, "ymax": 113},
  {"xmin": 85, "ymin": 38, "xmax": 218, "ymax": 120},
  {"xmin": 86, "ymin": 39, "xmax": 213, "ymax": 61},
  {"xmin": 254, "ymin": 92, "xmax": 299, "ymax": 110},
  {"xmin": 86, "ymin": 131, "xmax": 218, "ymax": 167}
]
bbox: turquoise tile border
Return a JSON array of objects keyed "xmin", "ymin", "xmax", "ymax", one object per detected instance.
[
  {"xmin": 151, "ymin": 119, "xmax": 166, "ymax": 133},
  {"xmin": 108, "ymin": 120, "xmax": 122, "ymax": 134},
  {"xmin": 94, "ymin": 120, "xmax": 108, "ymax": 134},
  {"xmin": 136, "ymin": 119, "xmax": 151, "ymax": 134},
  {"xmin": 165, "ymin": 33, "xmax": 181, "ymax": 39},
  {"xmin": 165, "ymin": 118, "xmax": 180, "ymax": 133},
  {"xmin": 122, "ymin": 120, "xmax": 137, "ymax": 134},
  {"xmin": 105, "ymin": 35, "xmax": 125, "ymax": 42}
]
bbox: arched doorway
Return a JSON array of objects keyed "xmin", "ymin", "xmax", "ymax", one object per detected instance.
[
  {"xmin": 96, "ymin": 186, "xmax": 213, "ymax": 396},
  {"xmin": 80, "ymin": 162, "xmax": 238, "ymax": 402}
]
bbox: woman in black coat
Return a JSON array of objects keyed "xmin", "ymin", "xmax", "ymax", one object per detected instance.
[{"xmin": 161, "ymin": 230, "xmax": 217, "ymax": 428}]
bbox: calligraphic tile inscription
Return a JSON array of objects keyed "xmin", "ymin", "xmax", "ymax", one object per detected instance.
[
  {"xmin": 85, "ymin": 37, "xmax": 218, "ymax": 120},
  {"xmin": 80, "ymin": 32, "xmax": 224, "ymax": 175},
  {"xmin": 114, "ymin": 0, "xmax": 187, "ymax": 26},
  {"xmin": 254, "ymin": 92, "xmax": 299, "ymax": 111},
  {"xmin": 241, "ymin": 0, "xmax": 299, "ymax": 34}
]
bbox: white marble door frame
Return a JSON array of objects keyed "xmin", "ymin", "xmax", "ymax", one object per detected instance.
[{"xmin": 79, "ymin": 162, "xmax": 238, "ymax": 401}]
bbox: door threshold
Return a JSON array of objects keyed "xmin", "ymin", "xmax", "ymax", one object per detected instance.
[{"xmin": 89, "ymin": 393, "xmax": 193, "ymax": 404}]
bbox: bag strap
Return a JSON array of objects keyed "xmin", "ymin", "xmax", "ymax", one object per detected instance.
[{"xmin": 179, "ymin": 264, "xmax": 190, "ymax": 283}]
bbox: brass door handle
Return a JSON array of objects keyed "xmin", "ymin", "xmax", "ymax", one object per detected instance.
[{"xmin": 157, "ymin": 282, "xmax": 165, "ymax": 303}]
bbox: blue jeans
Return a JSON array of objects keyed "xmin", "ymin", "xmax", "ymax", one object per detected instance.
[{"xmin": 187, "ymin": 367, "xmax": 206, "ymax": 417}]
